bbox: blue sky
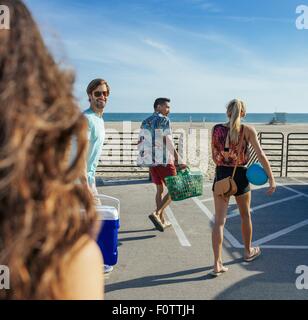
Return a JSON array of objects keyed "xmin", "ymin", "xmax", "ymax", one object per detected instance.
[{"xmin": 25, "ymin": 0, "xmax": 308, "ymax": 113}]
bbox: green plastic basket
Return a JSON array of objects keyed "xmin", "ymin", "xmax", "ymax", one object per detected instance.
[{"xmin": 165, "ymin": 168, "xmax": 204, "ymax": 201}]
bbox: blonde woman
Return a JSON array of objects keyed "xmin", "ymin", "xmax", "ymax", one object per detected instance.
[{"xmin": 211, "ymin": 99, "xmax": 276, "ymax": 276}]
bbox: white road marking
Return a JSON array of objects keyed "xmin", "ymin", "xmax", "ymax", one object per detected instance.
[
  {"xmin": 192, "ymin": 179, "xmax": 308, "ymax": 250},
  {"xmin": 291, "ymin": 177, "xmax": 308, "ymax": 186},
  {"xmin": 192, "ymin": 197, "xmax": 242, "ymax": 248},
  {"xmin": 252, "ymin": 219, "xmax": 308, "ymax": 246},
  {"xmin": 165, "ymin": 206, "xmax": 191, "ymax": 247},
  {"xmin": 201, "ymin": 197, "xmax": 214, "ymax": 203},
  {"xmin": 254, "ymin": 179, "xmax": 308, "ymax": 248},
  {"xmin": 227, "ymin": 194, "xmax": 302, "ymax": 218},
  {"xmin": 151, "ymin": 185, "xmax": 191, "ymax": 247},
  {"xmin": 278, "ymin": 182, "xmax": 308, "ymax": 199},
  {"xmin": 258, "ymin": 245, "xmax": 308, "ymax": 249}
]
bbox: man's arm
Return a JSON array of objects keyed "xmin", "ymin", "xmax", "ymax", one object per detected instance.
[
  {"xmin": 80, "ymin": 149, "xmax": 93, "ymax": 198},
  {"xmin": 163, "ymin": 118, "xmax": 186, "ymax": 168},
  {"xmin": 165, "ymin": 134, "xmax": 186, "ymax": 168},
  {"xmin": 81, "ymin": 117, "xmax": 94, "ymax": 195}
]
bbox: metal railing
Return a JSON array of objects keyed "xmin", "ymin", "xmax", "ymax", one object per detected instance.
[
  {"xmin": 247, "ymin": 132, "xmax": 284, "ymax": 177},
  {"xmin": 97, "ymin": 131, "xmax": 182, "ymax": 176},
  {"xmin": 97, "ymin": 130, "xmax": 308, "ymax": 178},
  {"xmin": 286, "ymin": 133, "xmax": 308, "ymax": 177}
]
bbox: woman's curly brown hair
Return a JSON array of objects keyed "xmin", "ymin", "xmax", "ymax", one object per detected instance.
[{"xmin": 0, "ymin": 0, "xmax": 97, "ymax": 299}]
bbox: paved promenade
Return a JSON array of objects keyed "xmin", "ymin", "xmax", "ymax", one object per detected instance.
[{"xmin": 100, "ymin": 177, "xmax": 308, "ymax": 300}]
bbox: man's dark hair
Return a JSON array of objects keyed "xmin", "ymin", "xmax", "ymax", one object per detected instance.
[
  {"xmin": 86, "ymin": 78, "xmax": 110, "ymax": 101},
  {"xmin": 154, "ymin": 98, "xmax": 170, "ymax": 110}
]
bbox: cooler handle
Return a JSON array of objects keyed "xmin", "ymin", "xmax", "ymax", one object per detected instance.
[{"xmin": 95, "ymin": 194, "xmax": 120, "ymax": 216}]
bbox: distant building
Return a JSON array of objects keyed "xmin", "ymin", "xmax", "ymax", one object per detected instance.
[
  {"xmin": 269, "ymin": 112, "xmax": 287, "ymax": 124},
  {"xmin": 274, "ymin": 113, "xmax": 287, "ymax": 123}
]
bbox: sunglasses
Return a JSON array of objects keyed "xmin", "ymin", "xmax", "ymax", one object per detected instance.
[{"xmin": 93, "ymin": 91, "xmax": 109, "ymax": 98}]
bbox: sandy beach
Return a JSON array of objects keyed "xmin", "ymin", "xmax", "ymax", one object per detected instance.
[{"xmin": 99, "ymin": 121, "xmax": 308, "ymax": 181}]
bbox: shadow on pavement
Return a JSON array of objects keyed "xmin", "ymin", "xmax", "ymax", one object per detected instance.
[
  {"xmin": 96, "ymin": 177, "xmax": 151, "ymax": 187},
  {"xmin": 119, "ymin": 228, "xmax": 157, "ymax": 234},
  {"xmin": 214, "ymin": 251, "xmax": 307, "ymax": 300},
  {"xmin": 119, "ymin": 235, "xmax": 157, "ymax": 242},
  {"xmin": 214, "ymin": 183, "xmax": 308, "ymax": 299},
  {"xmin": 105, "ymin": 259, "xmax": 244, "ymax": 294}
]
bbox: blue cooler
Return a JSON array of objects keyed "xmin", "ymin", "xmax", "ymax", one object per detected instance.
[{"xmin": 95, "ymin": 195, "xmax": 120, "ymax": 266}]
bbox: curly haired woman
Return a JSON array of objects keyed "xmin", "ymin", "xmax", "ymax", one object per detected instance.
[{"xmin": 0, "ymin": 0, "xmax": 103, "ymax": 299}]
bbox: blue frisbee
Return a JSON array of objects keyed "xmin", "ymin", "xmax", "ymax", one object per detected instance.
[{"xmin": 246, "ymin": 163, "xmax": 268, "ymax": 186}]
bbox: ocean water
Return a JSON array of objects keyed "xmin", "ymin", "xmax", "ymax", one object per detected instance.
[{"xmin": 103, "ymin": 113, "xmax": 308, "ymax": 124}]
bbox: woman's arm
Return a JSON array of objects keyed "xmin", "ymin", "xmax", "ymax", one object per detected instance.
[
  {"xmin": 211, "ymin": 126, "xmax": 219, "ymax": 166},
  {"xmin": 247, "ymin": 126, "xmax": 276, "ymax": 195},
  {"xmin": 211, "ymin": 126, "xmax": 215, "ymax": 162},
  {"xmin": 62, "ymin": 236, "xmax": 104, "ymax": 300}
]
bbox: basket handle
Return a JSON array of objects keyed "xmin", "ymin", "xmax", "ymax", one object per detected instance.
[{"xmin": 178, "ymin": 167, "xmax": 190, "ymax": 176}]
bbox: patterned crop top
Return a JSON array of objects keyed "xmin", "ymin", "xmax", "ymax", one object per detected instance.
[{"xmin": 212, "ymin": 124, "xmax": 249, "ymax": 167}]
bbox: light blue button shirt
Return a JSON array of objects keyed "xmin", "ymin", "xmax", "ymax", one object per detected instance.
[{"xmin": 83, "ymin": 108, "xmax": 105, "ymax": 185}]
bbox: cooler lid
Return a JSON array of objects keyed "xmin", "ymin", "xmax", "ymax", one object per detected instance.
[{"xmin": 96, "ymin": 205, "xmax": 119, "ymax": 221}]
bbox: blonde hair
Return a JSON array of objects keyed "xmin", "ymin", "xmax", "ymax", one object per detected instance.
[{"xmin": 226, "ymin": 99, "xmax": 247, "ymax": 144}]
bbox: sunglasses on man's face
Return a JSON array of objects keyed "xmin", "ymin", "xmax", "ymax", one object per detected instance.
[{"xmin": 93, "ymin": 91, "xmax": 109, "ymax": 98}]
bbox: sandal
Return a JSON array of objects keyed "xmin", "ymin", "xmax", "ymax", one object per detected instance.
[
  {"xmin": 160, "ymin": 216, "xmax": 172, "ymax": 229},
  {"xmin": 148, "ymin": 214, "xmax": 164, "ymax": 232},
  {"xmin": 244, "ymin": 247, "xmax": 261, "ymax": 262},
  {"xmin": 163, "ymin": 221, "xmax": 172, "ymax": 229},
  {"xmin": 210, "ymin": 266, "xmax": 229, "ymax": 277}
]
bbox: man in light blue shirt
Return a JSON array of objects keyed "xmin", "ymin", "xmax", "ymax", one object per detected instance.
[
  {"xmin": 81, "ymin": 78, "xmax": 113, "ymax": 274},
  {"xmin": 81, "ymin": 78, "xmax": 109, "ymax": 201}
]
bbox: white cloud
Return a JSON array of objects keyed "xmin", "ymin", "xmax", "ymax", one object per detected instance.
[
  {"xmin": 28, "ymin": 1, "xmax": 308, "ymax": 113},
  {"xmin": 70, "ymin": 28, "xmax": 308, "ymax": 113},
  {"xmin": 219, "ymin": 15, "xmax": 292, "ymax": 24},
  {"xmin": 199, "ymin": 1, "xmax": 221, "ymax": 13},
  {"xmin": 185, "ymin": 0, "xmax": 221, "ymax": 13},
  {"xmin": 143, "ymin": 38, "xmax": 173, "ymax": 56}
]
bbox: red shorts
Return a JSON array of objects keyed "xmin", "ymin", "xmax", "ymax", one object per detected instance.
[{"xmin": 150, "ymin": 164, "xmax": 177, "ymax": 185}]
